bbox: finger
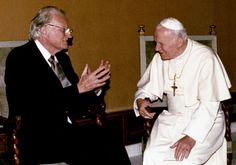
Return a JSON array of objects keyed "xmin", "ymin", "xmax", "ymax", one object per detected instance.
[
  {"xmin": 99, "ymin": 60, "xmax": 110, "ymax": 67},
  {"xmin": 170, "ymin": 142, "xmax": 178, "ymax": 149},
  {"xmin": 171, "ymin": 142, "xmax": 181, "ymax": 160},
  {"xmin": 175, "ymin": 145, "xmax": 189, "ymax": 161},
  {"xmin": 140, "ymin": 108, "xmax": 151, "ymax": 119},
  {"xmin": 103, "ymin": 61, "xmax": 111, "ymax": 68},
  {"xmin": 92, "ymin": 68, "xmax": 110, "ymax": 80},
  {"xmin": 184, "ymin": 149, "xmax": 190, "ymax": 159},
  {"xmin": 93, "ymin": 66, "xmax": 107, "ymax": 76},
  {"xmin": 99, "ymin": 60, "xmax": 104, "ymax": 67},
  {"xmin": 175, "ymin": 147, "xmax": 181, "ymax": 161},
  {"xmin": 143, "ymin": 115, "xmax": 152, "ymax": 119},
  {"xmin": 87, "ymin": 65, "xmax": 91, "ymax": 74},
  {"xmin": 139, "ymin": 111, "xmax": 145, "ymax": 117},
  {"xmin": 93, "ymin": 75, "xmax": 110, "ymax": 85},
  {"xmin": 178, "ymin": 152, "xmax": 184, "ymax": 161},
  {"xmin": 93, "ymin": 81, "xmax": 106, "ymax": 89},
  {"xmin": 102, "ymin": 62, "xmax": 111, "ymax": 70},
  {"xmin": 96, "ymin": 69, "xmax": 110, "ymax": 79},
  {"xmin": 140, "ymin": 112, "xmax": 147, "ymax": 118},
  {"xmin": 104, "ymin": 63, "xmax": 111, "ymax": 71},
  {"xmin": 85, "ymin": 75, "xmax": 109, "ymax": 91},
  {"xmin": 82, "ymin": 80, "xmax": 105, "ymax": 91},
  {"xmin": 81, "ymin": 64, "xmax": 88, "ymax": 76},
  {"xmin": 179, "ymin": 149, "xmax": 189, "ymax": 161},
  {"xmin": 146, "ymin": 112, "xmax": 156, "ymax": 118},
  {"xmin": 96, "ymin": 74, "xmax": 110, "ymax": 83}
]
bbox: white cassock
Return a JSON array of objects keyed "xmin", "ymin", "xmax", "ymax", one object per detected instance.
[{"xmin": 133, "ymin": 39, "xmax": 231, "ymax": 165}]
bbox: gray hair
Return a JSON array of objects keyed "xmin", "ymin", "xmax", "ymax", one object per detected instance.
[{"xmin": 29, "ymin": 6, "xmax": 65, "ymax": 40}]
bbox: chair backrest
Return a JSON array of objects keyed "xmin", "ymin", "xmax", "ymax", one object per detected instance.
[{"xmin": 221, "ymin": 100, "xmax": 233, "ymax": 165}]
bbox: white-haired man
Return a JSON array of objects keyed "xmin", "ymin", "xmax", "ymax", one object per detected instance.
[
  {"xmin": 133, "ymin": 17, "xmax": 231, "ymax": 165},
  {"xmin": 5, "ymin": 6, "xmax": 132, "ymax": 165}
]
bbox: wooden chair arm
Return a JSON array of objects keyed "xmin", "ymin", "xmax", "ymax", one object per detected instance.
[
  {"xmin": 4, "ymin": 115, "xmax": 21, "ymax": 165},
  {"xmin": 72, "ymin": 101, "xmax": 107, "ymax": 127}
]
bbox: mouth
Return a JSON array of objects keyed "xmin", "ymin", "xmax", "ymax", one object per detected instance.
[{"xmin": 156, "ymin": 51, "xmax": 163, "ymax": 55}]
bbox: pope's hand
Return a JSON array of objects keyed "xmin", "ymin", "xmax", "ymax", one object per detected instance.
[
  {"xmin": 137, "ymin": 98, "xmax": 156, "ymax": 119},
  {"xmin": 170, "ymin": 135, "xmax": 196, "ymax": 161}
]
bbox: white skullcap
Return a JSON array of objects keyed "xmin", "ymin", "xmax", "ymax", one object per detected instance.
[{"xmin": 160, "ymin": 17, "xmax": 184, "ymax": 31}]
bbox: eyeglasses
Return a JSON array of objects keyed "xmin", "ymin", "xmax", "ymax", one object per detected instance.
[{"xmin": 46, "ymin": 23, "xmax": 73, "ymax": 34}]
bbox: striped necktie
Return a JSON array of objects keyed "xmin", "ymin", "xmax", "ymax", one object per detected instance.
[{"xmin": 48, "ymin": 55, "xmax": 72, "ymax": 88}]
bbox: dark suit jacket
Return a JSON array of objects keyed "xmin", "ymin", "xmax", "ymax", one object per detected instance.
[
  {"xmin": 5, "ymin": 41, "xmax": 131, "ymax": 165},
  {"xmin": 4, "ymin": 41, "xmax": 99, "ymax": 164}
]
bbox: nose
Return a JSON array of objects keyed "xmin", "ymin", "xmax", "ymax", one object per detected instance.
[{"xmin": 65, "ymin": 31, "xmax": 73, "ymax": 39}]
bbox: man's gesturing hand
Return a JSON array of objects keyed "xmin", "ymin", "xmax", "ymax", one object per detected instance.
[{"xmin": 78, "ymin": 60, "xmax": 111, "ymax": 93}]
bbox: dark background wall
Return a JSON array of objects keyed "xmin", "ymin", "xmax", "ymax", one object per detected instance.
[{"xmin": 0, "ymin": 0, "xmax": 235, "ymax": 113}]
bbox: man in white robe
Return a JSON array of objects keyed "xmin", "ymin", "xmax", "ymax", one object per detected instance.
[{"xmin": 133, "ymin": 17, "xmax": 231, "ymax": 165}]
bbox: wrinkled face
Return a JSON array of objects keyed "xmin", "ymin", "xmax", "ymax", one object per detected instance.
[
  {"xmin": 39, "ymin": 13, "xmax": 73, "ymax": 55},
  {"xmin": 154, "ymin": 26, "xmax": 181, "ymax": 60}
]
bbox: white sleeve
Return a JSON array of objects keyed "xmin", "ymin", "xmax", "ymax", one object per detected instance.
[
  {"xmin": 133, "ymin": 54, "xmax": 164, "ymax": 116},
  {"xmin": 183, "ymin": 101, "xmax": 220, "ymax": 142}
]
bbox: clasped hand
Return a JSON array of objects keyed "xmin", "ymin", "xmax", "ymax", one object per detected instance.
[
  {"xmin": 137, "ymin": 98, "xmax": 156, "ymax": 119},
  {"xmin": 78, "ymin": 60, "xmax": 111, "ymax": 93}
]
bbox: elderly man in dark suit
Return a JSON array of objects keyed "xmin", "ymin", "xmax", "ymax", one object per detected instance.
[{"xmin": 4, "ymin": 6, "xmax": 130, "ymax": 165}]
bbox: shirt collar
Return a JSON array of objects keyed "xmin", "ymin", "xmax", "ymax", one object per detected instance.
[{"xmin": 35, "ymin": 40, "xmax": 58, "ymax": 66}]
